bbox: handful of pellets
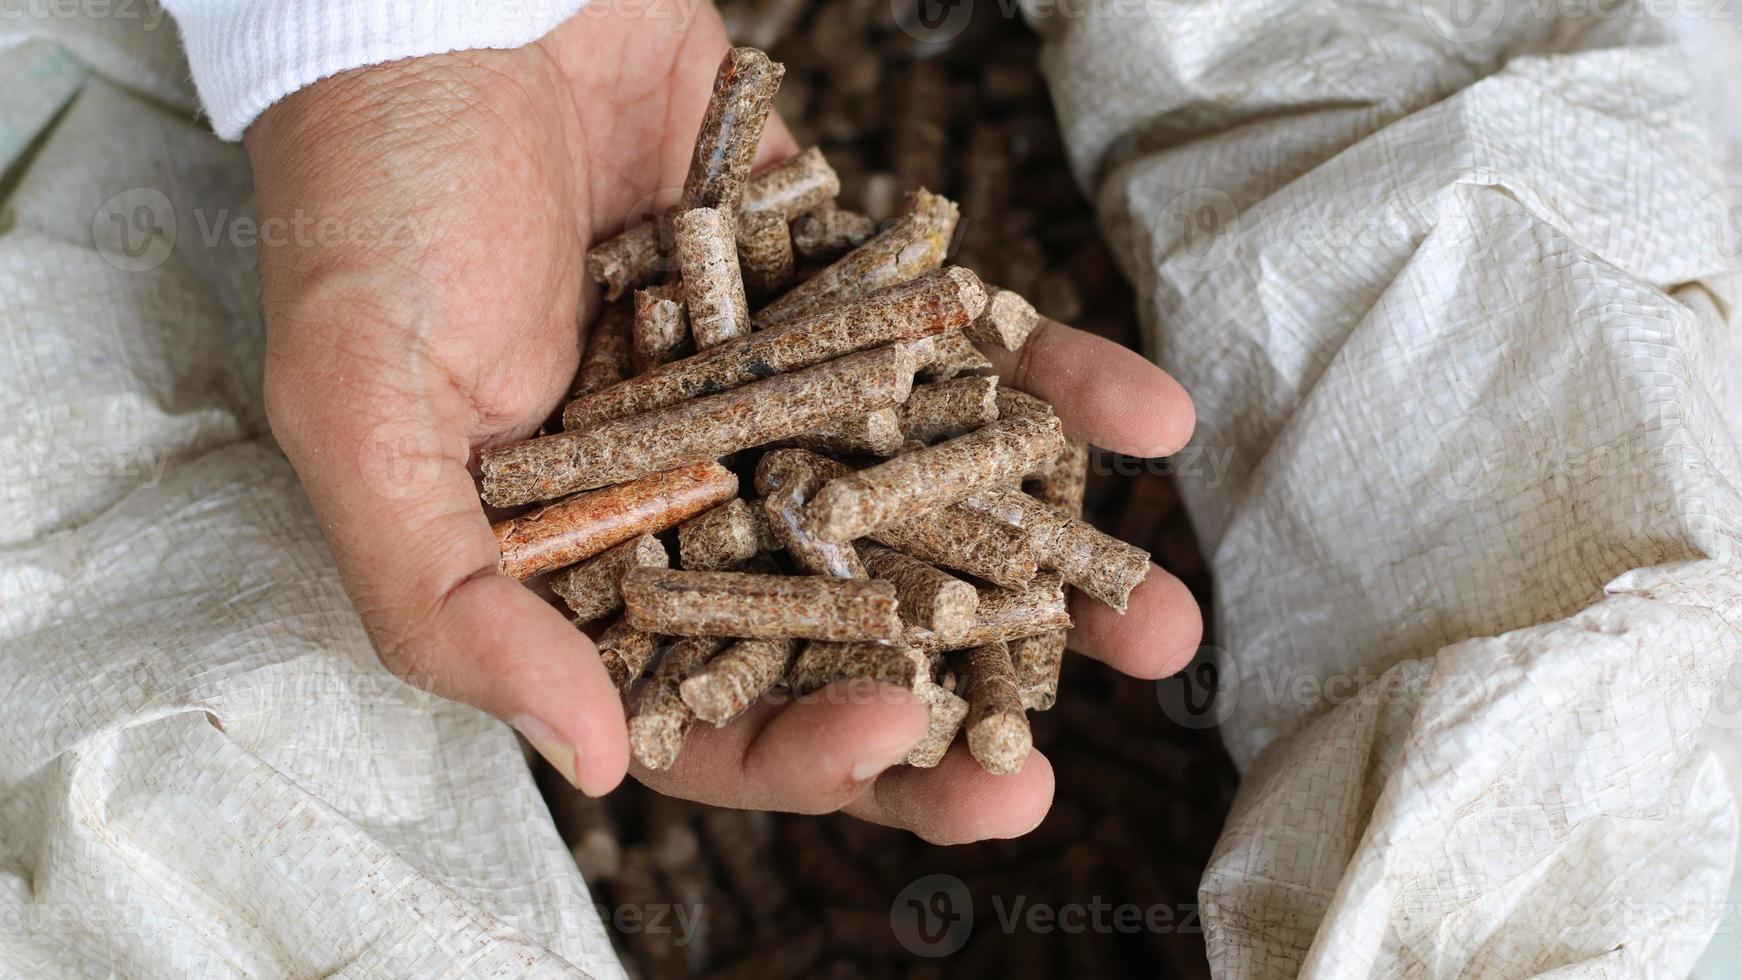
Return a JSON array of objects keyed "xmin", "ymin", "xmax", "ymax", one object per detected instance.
[{"xmin": 481, "ymin": 47, "xmax": 1152, "ymax": 778}]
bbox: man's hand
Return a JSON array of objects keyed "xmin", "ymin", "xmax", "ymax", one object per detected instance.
[{"xmin": 249, "ymin": 3, "xmax": 1200, "ymax": 840}]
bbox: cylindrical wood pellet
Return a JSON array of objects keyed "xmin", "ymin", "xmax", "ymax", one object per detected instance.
[
  {"xmin": 677, "ymin": 498, "xmax": 776, "ymax": 571},
  {"xmin": 786, "ymin": 409, "xmax": 904, "ymax": 457},
  {"xmin": 674, "ymin": 207, "xmax": 752, "ymax": 350},
  {"xmin": 1033, "ymin": 438, "xmax": 1089, "ymax": 516},
  {"xmin": 484, "ymin": 346, "xmax": 915, "ymax": 506},
  {"xmin": 898, "ymin": 376, "xmax": 1001, "ymax": 443},
  {"xmin": 907, "ymin": 681, "xmax": 969, "ymax": 769},
  {"xmin": 681, "ymin": 48, "xmax": 786, "ymax": 232},
  {"xmin": 964, "ymin": 286, "xmax": 1039, "ymax": 351},
  {"xmin": 632, "ymin": 283, "xmax": 688, "ymax": 375},
  {"xmin": 628, "ymin": 636, "xmax": 727, "ymax": 769},
  {"xmin": 755, "ymin": 189, "xmax": 959, "ymax": 326},
  {"xmin": 756, "ymin": 449, "xmax": 1038, "ymax": 588},
  {"xmin": 562, "ymin": 267, "xmax": 982, "ymax": 430},
  {"xmin": 737, "ymin": 210, "xmax": 795, "ymax": 295},
  {"xmin": 572, "ymin": 302, "xmax": 634, "ymax": 395},
  {"xmin": 493, "ymin": 462, "xmax": 737, "ymax": 578},
  {"xmin": 962, "ymin": 485, "xmax": 1151, "ymax": 612},
  {"xmin": 585, "ymin": 147, "xmax": 838, "ymax": 300},
  {"xmin": 597, "ymin": 617, "xmax": 663, "ymax": 691},
  {"xmin": 679, "ymin": 637, "xmax": 798, "ymax": 725},
  {"xmin": 903, "ymin": 330, "xmax": 995, "ymax": 382},
  {"xmin": 960, "ymin": 641, "xmax": 1031, "ymax": 775},
  {"xmin": 550, "ymin": 534, "xmax": 670, "ymax": 623},
  {"xmin": 906, "ymin": 571, "xmax": 1072, "ymax": 654},
  {"xmin": 802, "ymin": 414, "xmax": 1066, "ymax": 542},
  {"xmin": 622, "ymin": 568, "xmax": 901, "ymax": 641},
  {"xmin": 855, "ymin": 541, "xmax": 978, "ymax": 637},
  {"xmin": 786, "ymin": 641, "xmax": 926, "ymax": 695},
  {"xmin": 1010, "ymin": 631, "xmax": 1067, "ymax": 711},
  {"xmin": 791, "ymin": 203, "xmax": 877, "ymax": 262}
]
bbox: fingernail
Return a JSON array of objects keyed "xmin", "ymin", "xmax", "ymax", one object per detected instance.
[{"xmin": 512, "ymin": 714, "xmax": 580, "ymax": 789}]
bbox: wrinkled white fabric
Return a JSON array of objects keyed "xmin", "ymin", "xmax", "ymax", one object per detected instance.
[
  {"xmin": 157, "ymin": 0, "xmax": 589, "ymax": 140},
  {"xmin": 1030, "ymin": 1, "xmax": 1742, "ymax": 977},
  {"xmin": 0, "ymin": 16, "xmax": 624, "ymax": 980}
]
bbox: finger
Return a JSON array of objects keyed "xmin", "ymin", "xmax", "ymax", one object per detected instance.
[
  {"xmin": 841, "ymin": 743, "xmax": 1055, "ymax": 845},
  {"xmin": 983, "ymin": 317, "xmax": 1195, "ymax": 457},
  {"xmin": 264, "ymin": 283, "xmax": 628, "ymax": 796},
  {"xmin": 1068, "ymin": 564, "xmax": 1203, "ymax": 680},
  {"xmin": 634, "ymin": 681, "xmax": 930, "ymax": 813}
]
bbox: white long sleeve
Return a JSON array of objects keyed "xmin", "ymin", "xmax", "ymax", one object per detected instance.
[{"xmin": 159, "ymin": 0, "xmax": 589, "ymax": 139}]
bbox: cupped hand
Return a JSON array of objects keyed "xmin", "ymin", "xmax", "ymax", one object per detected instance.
[
  {"xmin": 249, "ymin": 5, "xmax": 778, "ymax": 795},
  {"xmin": 251, "ymin": 1, "xmax": 1200, "ymax": 840}
]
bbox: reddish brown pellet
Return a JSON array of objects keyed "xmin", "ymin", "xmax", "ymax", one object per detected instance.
[
  {"xmin": 737, "ymin": 210, "xmax": 795, "ymax": 295},
  {"xmin": 680, "ymin": 638, "xmax": 798, "ymax": 725},
  {"xmin": 739, "ymin": 145, "xmax": 840, "ymax": 221},
  {"xmin": 786, "ymin": 641, "xmax": 926, "ymax": 695},
  {"xmin": 786, "ymin": 409, "xmax": 904, "ymax": 457},
  {"xmin": 960, "ymin": 641, "xmax": 1031, "ymax": 774},
  {"xmin": 677, "ymin": 498, "xmax": 777, "ymax": 571},
  {"xmin": 906, "ymin": 571, "xmax": 1071, "ymax": 654},
  {"xmin": 597, "ymin": 617, "xmax": 662, "ymax": 691},
  {"xmin": 803, "ymin": 414, "xmax": 1066, "ymax": 542},
  {"xmin": 492, "ymin": 462, "xmax": 737, "ymax": 578},
  {"xmin": 755, "ymin": 189, "xmax": 959, "ymax": 326},
  {"xmin": 904, "ymin": 330, "xmax": 994, "ymax": 381},
  {"xmin": 573, "ymin": 302, "xmax": 634, "ymax": 396},
  {"xmin": 1033, "ymin": 437, "xmax": 1089, "ymax": 517},
  {"xmin": 674, "ymin": 207, "xmax": 752, "ymax": 350},
  {"xmin": 791, "ymin": 204, "xmax": 877, "ymax": 262},
  {"xmin": 855, "ymin": 541, "xmax": 977, "ymax": 637},
  {"xmin": 963, "ymin": 287, "xmax": 1039, "ymax": 351},
  {"xmin": 1010, "ymin": 631, "xmax": 1067, "ymax": 711},
  {"xmin": 562, "ymin": 267, "xmax": 981, "ymax": 430},
  {"xmin": 550, "ymin": 533, "xmax": 669, "ymax": 623},
  {"xmin": 586, "ymin": 147, "xmax": 837, "ymax": 301},
  {"xmin": 962, "ymin": 485, "xmax": 1152, "ymax": 612},
  {"xmin": 486, "ymin": 346, "xmax": 914, "ymax": 505},
  {"xmin": 586, "ymin": 225, "xmax": 663, "ymax": 302},
  {"xmin": 622, "ymin": 568, "xmax": 901, "ymax": 641},
  {"xmin": 632, "ymin": 283, "xmax": 688, "ymax": 375},
  {"xmin": 754, "ymin": 450, "xmax": 866, "ymax": 578},
  {"xmin": 995, "ymin": 386, "xmax": 1053, "ymax": 420},
  {"xmin": 756, "ymin": 449, "xmax": 1038, "ymax": 589},
  {"xmin": 629, "ymin": 636, "xmax": 727, "ymax": 769},
  {"xmin": 681, "ymin": 48, "xmax": 786, "ymax": 231},
  {"xmin": 908, "ymin": 680, "xmax": 969, "ymax": 769},
  {"xmin": 898, "ymin": 376, "xmax": 1000, "ymax": 443}
]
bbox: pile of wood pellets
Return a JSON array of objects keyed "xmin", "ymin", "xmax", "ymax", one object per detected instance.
[
  {"xmin": 489, "ymin": 44, "xmax": 1152, "ymax": 778},
  {"xmin": 528, "ymin": 1, "xmax": 1238, "ymax": 976}
]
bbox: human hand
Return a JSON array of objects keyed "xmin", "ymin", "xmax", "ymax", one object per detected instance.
[
  {"xmin": 251, "ymin": 1, "xmax": 1200, "ymax": 841},
  {"xmin": 249, "ymin": 4, "xmax": 786, "ymax": 795}
]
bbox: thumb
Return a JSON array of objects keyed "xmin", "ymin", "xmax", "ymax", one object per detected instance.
[{"xmin": 265, "ymin": 295, "xmax": 628, "ymax": 795}]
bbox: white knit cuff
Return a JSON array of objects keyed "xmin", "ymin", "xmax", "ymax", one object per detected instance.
[{"xmin": 160, "ymin": 0, "xmax": 590, "ymax": 140}]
